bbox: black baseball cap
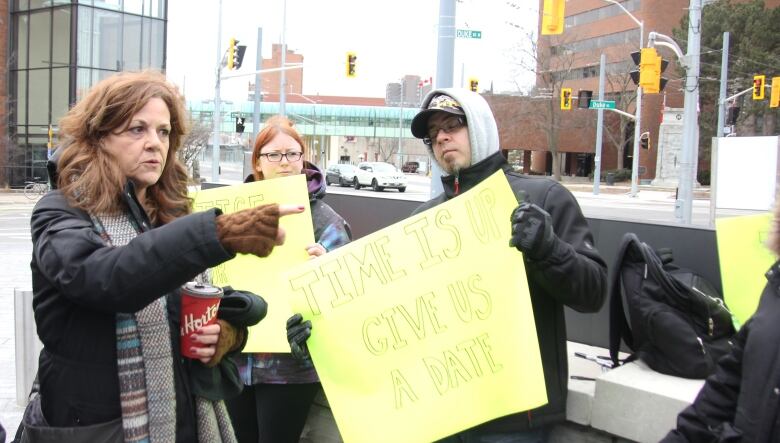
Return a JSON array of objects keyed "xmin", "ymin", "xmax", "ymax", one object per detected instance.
[{"xmin": 410, "ymin": 94, "xmax": 466, "ymax": 139}]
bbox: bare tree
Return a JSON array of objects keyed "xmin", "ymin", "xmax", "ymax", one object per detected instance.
[
  {"xmin": 178, "ymin": 119, "xmax": 212, "ymax": 182},
  {"xmin": 603, "ymin": 61, "xmax": 639, "ymax": 171},
  {"xmin": 509, "ymin": 30, "xmax": 582, "ymax": 181}
]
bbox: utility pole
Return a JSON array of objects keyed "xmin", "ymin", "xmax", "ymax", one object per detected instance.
[
  {"xmin": 279, "ymin": 0, "xmax": 288, "ymax": 116},
  {"xmin": 431, "ymin": 0, "xmax": 456, "ymax": 197},
  {"xmin": 716, "ymin": 32, "xmax": 730, "ymax": 138},
  {"xmin": 253, "ymin": 27, "xmax": 263, "ymax": 144},
  {"xmin": 398, "ymin": 79, "xmax": 404, "ymax": 167},
  {"xmin": 677, "ymin": 0, "xmax": 703, "ymax": 224},
  {"xmin": 593, "ymin": 54, "xmax": 606, "ymax": 195},
  {"xmin": 601, "ymin": 0, "xmax": 643, "ymax": 197},
  {"xmin": 211, "ymin": 0, "xmax": 223, "ymax": 183}
]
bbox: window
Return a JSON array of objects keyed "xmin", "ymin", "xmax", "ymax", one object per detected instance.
[
  {"xmin": 92, "ymin": 8, "xmax": 121, "ymax": 70},
  {"xmin": 29, "ymin": 10, "xmax": 51, "ymax": 69},
  {"xmin": 52, "ymin": 7, "xmax": 70, "ymax": 67}
]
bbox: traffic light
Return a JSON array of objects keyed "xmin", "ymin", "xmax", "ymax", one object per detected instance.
[
  {"xmin": 235, "ymin": 116, "xmax": 245, "ymax": 134},
  {"xmin": 469, "ymin": 78, "xmax": 479, "ymax": 92},
  {"xmin": 577, "ymin": 90, "xmax": 593, "ymax": 109},
  {"xmin": 226, "ymin": 38, "xmax": 247, "ymax": 70},
  {"xmin": 541, "ymin": 0, "xmax": 565, "ymax": 35},
  {"xmin": 771, "ymin": 77, "xmax": 780, "ymax": 108},
  {"xmin": 560, "ymin": 88, "xmax": 572, "ymax": 110},
  {"xmin": 346, "ymin": 52, "xmax": 357, "ymax": 78},
  {"xmin": 753, "ymin": 75, "xmax": 766, "ymax": 100},
  {"xmin": 640, "ymin": 132, "xmax": 650, "ymax": 150},
  {"xmin": 633, "ymin": 48, "xmax": 668, "ymax": 94}
]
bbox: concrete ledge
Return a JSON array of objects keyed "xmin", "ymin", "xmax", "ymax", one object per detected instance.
[
  {"xmin": 566, "ymin": 341, "xmax": 611, "ymax": 426},
  {"xmin": 590, "ymin": 359, "xmax": 704, "ymax": 443}
]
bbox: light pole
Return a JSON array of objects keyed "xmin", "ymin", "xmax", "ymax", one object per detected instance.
[
  {"xmin": 647, "ymin": 0, "xmax": 702, "ymax": 224},
  {"xmin": 279, "ymin": 0, "xmax": 288, "ymax": 116},
  {"xmin": 398, "ymin": 79, "xmax": 405, "ymax": 169},
  {"xmin": 602, "ymin": 0, "xmax": 644, "ymax": 197},
  {"xmin": 289, "ymin": 92, "xmax": 323, "ymax": 167},
  {"xmin": 211, "ymin": 0, "xmax": 223, "ymax": 183}
]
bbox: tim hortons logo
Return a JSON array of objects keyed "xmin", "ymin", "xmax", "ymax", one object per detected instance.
[{"xmin": 181, "ymin": 304, "xmax": 219, "ymax": 336}]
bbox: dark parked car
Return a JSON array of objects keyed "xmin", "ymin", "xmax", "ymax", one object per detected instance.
[
  {"xmin": 325, "ymin": 163, "xmax": 358, "ymax": 186},
  {"xmin": 401, "ymin": 161, "xmax": 419, "ymax": 173}
]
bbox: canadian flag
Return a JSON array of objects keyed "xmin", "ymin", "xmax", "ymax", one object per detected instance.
[{"xmin": 418, "ymin": 76, "xmax": 433, "ymax": 88}]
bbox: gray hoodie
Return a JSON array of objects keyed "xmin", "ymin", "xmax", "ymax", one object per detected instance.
[{"xmin": 417, "ymin": 88, "xmax": 500, "ymax": 175}]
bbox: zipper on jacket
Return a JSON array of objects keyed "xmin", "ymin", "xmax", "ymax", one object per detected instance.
[{"xmin": 454, "ymin": 172, "xmax": 460, "ymax": 195}]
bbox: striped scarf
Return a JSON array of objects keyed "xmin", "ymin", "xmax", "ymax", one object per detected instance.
[{"xmin": 92, "ymin": 212, "xmax": 236, "ymax": 443}]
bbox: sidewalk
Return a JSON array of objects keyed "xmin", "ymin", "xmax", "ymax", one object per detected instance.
[{"xmin": 0, "ymin": 193, "xmax": 33, "ymax": 440}]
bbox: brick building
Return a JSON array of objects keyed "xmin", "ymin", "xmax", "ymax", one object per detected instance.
[{"xmin": 491, "ymin": 0, "xmax": 778, "ymax": 180}]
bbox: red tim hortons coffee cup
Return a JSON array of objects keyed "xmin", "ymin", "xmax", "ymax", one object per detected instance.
[{"xmin": 180, "ymin": 282, "xmax": 223, "ymax": 359}]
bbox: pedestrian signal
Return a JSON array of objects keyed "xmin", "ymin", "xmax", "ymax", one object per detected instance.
[
  {"xmin": 346, "ymin": 52, "xmax": 357, "ymax": 78},
  {"xmin": 577, "ymin": 90, "xmax": 593, "ymax": 109},
  {"xmin": 753, "ymin": 75, "xmax": 766, "ymax": 100},
  {"xmin": 560, "ymin": 88, "xmax": 572, "ymax": 110},
  {"xmin": 640, "ymin": 132, "xmax": 650, "ymax": 150}
]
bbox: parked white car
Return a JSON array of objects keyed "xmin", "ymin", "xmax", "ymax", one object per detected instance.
[{"xmin": 354, "ymin": 162, "xmax": 408, "ymax": 192}]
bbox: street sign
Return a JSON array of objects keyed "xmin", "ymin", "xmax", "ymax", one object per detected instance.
[
  {"xmin": 589, "ymin": 100, "xmax": 616, "ymax": 110},
  {"xmin": 456, "ymin": 29, "xmax": 482, "ymax": 39}
]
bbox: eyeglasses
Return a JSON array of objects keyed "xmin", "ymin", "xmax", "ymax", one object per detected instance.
[
  {"xmin": 422, "ymin": 116, "xmax": 466, "ymax": 147},
  {"xmin": 259, "ymin": 151, "xmax": 303, "ymax": 162}
]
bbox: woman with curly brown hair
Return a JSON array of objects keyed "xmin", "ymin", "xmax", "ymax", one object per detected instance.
[{"xmin": 24, "ymin": 71, "xmax": 302, "ymax": 443}]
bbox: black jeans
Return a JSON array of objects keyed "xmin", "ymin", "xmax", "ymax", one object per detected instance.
[{"xmin": 226, "ymin": 382, "xmax": 320, "ymax": 443}]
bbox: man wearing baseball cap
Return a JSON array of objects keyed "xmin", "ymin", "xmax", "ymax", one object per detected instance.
[{"xmin": 411, "ymin": 89, "xmax": 607, "ymax": 442}]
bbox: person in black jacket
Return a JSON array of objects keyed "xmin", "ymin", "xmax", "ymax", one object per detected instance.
[
  {"xmin": 226, "ymin": 116, "xmax": 352, "ymax": 443},
  {"xmin": 410, "ymin": 89, "xmax": 607, "ymax": 442},
  {"xmin": 285, "ymin": 89, "xmax": 607, "ymax": 442},
  {"xmin": 662, "ymin": 202, "xmax": 780, "ymax": 442},
  {"xmin": 27, "ymin": 71, "xmax": 303, "ymax": 443}
]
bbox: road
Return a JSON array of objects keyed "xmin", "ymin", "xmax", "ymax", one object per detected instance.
[
  {"xmin": 199, "ymin": 160, "xmax": 762, "ymax": 225},
  {"xmin": 0, "ymin": 198, "xmax": 36, "ymax": 437}
]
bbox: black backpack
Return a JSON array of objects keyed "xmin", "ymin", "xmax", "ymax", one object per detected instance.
[{"xmin": 609, "ymin": 233, "xmax": 736, "ymax": 379}]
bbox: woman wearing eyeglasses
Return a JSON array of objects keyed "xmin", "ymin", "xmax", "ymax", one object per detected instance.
[{"xmin": 226, "ymin": 116, "xmax": 352, "ymax": 443}]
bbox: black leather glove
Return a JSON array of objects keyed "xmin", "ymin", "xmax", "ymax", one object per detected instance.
[
  {"xmin": 509, "ymin": 202, "xmax": 556, "ymax": 261},
  {"xmin": 286, "ymin": 313, "xmax": 312, "ymax": 360}
]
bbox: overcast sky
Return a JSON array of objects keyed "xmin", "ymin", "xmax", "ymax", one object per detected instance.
[{"xmin": 166, "ymin": 0, "xmax": 539, "ymax": 103}]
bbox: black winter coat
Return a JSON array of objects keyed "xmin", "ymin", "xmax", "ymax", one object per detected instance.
[
  {"xmin": 663, "ymin": 261, "xmax": 780, "ymax": 442},
  {"xmin": 415, "ymin": 152, "xmax": 607, "ymax": 432},
  {"xmin": 30, "ymin": 185, "xmax": 233, "ymax": 441}
]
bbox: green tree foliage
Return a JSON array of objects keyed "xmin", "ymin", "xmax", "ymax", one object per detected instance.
[{"xmin": 673, "ymin": 0, "xmax": 779, "ymax": 162}]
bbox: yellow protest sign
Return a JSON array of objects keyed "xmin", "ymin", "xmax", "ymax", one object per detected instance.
[
  {"xmin": 284, "ymin": 171, "xmax": 546, "ymax": 443},
  {"xmin": 191, "ymin": 175, "xmax": 314, "ymax": 351},
  {"xmin": 716, "ymin": 213, "xmax": 774, "ymax": 326}
]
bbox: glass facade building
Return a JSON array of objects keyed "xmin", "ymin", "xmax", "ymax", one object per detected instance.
[{"xmin": 7, "ymin": 0, "xmax": 167, "ymax": 186}]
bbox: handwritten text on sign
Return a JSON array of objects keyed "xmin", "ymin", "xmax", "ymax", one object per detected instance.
[{"xmin": 284, "ymin": 171, "xmax": 547, "ymax": 443}]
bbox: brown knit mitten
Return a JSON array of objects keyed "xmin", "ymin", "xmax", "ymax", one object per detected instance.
[
  {"xmin": 204, "ymin": 319, "xmax": 246, "ymax": 368},
  {"xmin": 216, "ymin": 204, "xmax": 280, "ymax": 257}
]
